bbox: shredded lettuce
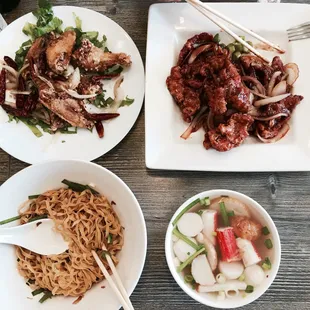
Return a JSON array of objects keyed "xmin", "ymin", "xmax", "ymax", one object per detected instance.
[
  {"xmin": 120, "ymin": 96, "xmax": 134, "ymax": 107},
  {"xmin": 91, "ymin": 93, "xmax": 114, "ymax": 108},
  {"xmin": 15, "ymin": 39, "xmax": 32, "ymax": 69}
]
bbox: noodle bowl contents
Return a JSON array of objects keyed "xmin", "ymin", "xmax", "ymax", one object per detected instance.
[
  {"xmin": 171, "ymin": 195, "xmax": 273, "ymax": 300},
  {"xmin": 14, "ymin": 183, "xmax": 123, "ymax": 302}
]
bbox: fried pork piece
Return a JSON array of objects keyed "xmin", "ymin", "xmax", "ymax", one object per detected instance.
[
  {"xmin": 205, "ymin": 60, "xmax": 251, "ymax": 115},
  {"xmin": 239, "ymin": 55, "xmax": 273, "ymax": 86},
  {"xmin": 166, "ymin": 66, "xmax": 200, "ymax": 122},
  {"xmin": 46, "ymin": 30, "xmax": 76, "ymax": 75},
  {"xmin": 271, "ymin": 56, "xmax": 285, "ymax": 73},
  {"xmin": 72, "ymin": 39, "xmax": 131, "ymax": 72},
  {"xmin": 26, "ymin": 36, "xmax": 47, "ymax": 64},
  {"xmin": 206, "ymin": 114, "xmax": 254, "ymax": 152},
  {"xmin": 39, "ymin": 85, "xmax": 94, "ymax": 129}
]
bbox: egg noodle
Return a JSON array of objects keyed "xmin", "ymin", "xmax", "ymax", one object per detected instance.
[{"xmin": 16, "ymin": 188, "xmax": 123, "ymax": 297}]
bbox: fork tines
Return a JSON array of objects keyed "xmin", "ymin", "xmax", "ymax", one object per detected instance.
[{"xmin": 287, "ymin": 22, "xmax": 310, "ymax": 41}]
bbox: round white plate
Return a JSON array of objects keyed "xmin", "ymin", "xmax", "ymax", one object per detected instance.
[
  {"xmin": 0, "ymin": 6, "xmax": 144, "ymax": 164},
  {"xmin": 0, "ymin": 160, "xmax": 147, "ymax": 310}
]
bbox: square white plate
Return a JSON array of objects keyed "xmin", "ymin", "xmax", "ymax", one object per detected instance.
[{"xmin": 145, "ymin": 3, "xmax": 310, "ymax": 171}]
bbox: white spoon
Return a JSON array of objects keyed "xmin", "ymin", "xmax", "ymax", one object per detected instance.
[{"xmin": 0, "ymin": 219, "xmax": 69, "ymax": 255}]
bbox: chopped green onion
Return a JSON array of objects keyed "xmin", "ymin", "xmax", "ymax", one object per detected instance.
[
  {"xmin": 234, "ymin": 43, "xmax": 243, "ymax": 52},
  {"xmin": 245, "ymin": 285, "xmax": 254, "ymax": 293},
  {"xmin": 184, "ymin": 274, "xmax": 194, "ymax": 283},
  {"xmin": 262, "ymin": 257, "xmax": 272, "ymax": 270},
  {"xmin": 264, "ymin": 239, "xmax": 273, "ymax": 249},
  {"xmin": 0, "ymin": 215, "xmax": 21, "ymax": 225},
  {"xmin": 28, "ymin": 194, "xmax": 40, "ymax": 200},
  {"xmin": 32, "ymin": 288, "xmax": 45, "ymax": 296},
  {"xmin": 172, "ymin": 228, "xmax": 201, "ymax": 251},
  {"xmin": 213, "ymin": 33, "xmax": 220, "ymax": 43},
  {"xmin": 238, "ymin": 273, "xmax": 245, "ymax": 281},
  {"xmin": 239, "ymin": 35, "xmax": 246, "ymax": 41},
  {"xmin": 107, "ymin": 234, "xmax": 112, "ymax": 244},
  {"xmin": 246, "ymin": 41, "xmax": 253, "ymax": 47},
  {"xmin": 227, "ymin": 210, "xmax": 235, "ymax": 217},
  {"xmin": 62, "ymin": 179, "xmax": 100, "ymax": 195},
  {"xmin": 197, "ymin": 210, "xmax": 204, "ymax": 216},
  {"xmin": 101, "ymin": 250, "xmax": 110, "ymax": 258},
  {"xmin": 39, "ymin": 291, "xmax": 53, "ymax": 303},
  {"xmin": 27, "ymin": 279, "xmax": 35, "ymax": 284},
  {"xmin": 262, "ymin": 226, "xmax": 270, "ymax": 235},
  {"xmin": 177, "ymin": 246, "xmax": 205, "ymax": 272},
  {"xmin": 20, "ymin": 118, "xmax": 43, "ymax": 137},
  {"xmin": 200, "ymin": 197, "xmax": 210, "ymax": 206},
  {"xmin": 28, "ymin": 214, "xmax": 48, "ymax": 223},
  {"xmin": 172, "ymin": 198, "xmax": 200, "ymax": 226},
  {"xmin": 219, "ymin": 202, "xmax": 229, "ymax": 226}
]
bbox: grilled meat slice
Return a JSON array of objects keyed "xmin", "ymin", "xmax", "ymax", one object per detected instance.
[
  {"xmin": 46, "ymin": 30, "xmax": 76, "ymax": 75},
  {"xmin": 206, "ymin": 114, "xmax": 254, "ymax": 152},
  {"xmin": 72, "ymin": 39, "xmax": 131, "ymax": 72},
  {"xmin": 166, "ymin": 66, "xmax": 200, "ymax": 122}
]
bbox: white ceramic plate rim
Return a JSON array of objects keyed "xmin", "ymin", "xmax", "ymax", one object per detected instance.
[
  {"xmin": 165, "ymin": 189, "xmax": 281, "ymax": 309},
  {"xmin": 0, "ymin": 159, "xmax": 147, "ymax": 310},
  {"xmin": 0, "ymin": 6, "xmax": 144, "ymax": 164}
]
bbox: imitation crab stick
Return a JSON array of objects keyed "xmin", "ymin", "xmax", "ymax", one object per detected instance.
[
  {"xmin": 236, "ymin": 238, "xmax": 262, "ymax": 267},
  {"xmin": 216, "ymin": 227, "xmax": 241, "ymax": 262}
]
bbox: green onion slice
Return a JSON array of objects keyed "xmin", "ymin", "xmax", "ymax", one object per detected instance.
[
  {"xmin": 245, "ymin": 285, "xmax": 254, "ymax": 293},
  {"xmin": 262, "ymin": 226, "xmax": 270, "ymax": 235},
  {"xmin": 264, "ymin": 239, "xmax": 273, "ymax": 249},
  {"xmin": 219, "ymin": 202, "xmax": 229, "ymax": 226}
]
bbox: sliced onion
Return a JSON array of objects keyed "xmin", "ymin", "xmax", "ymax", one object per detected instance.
[
  {"xmin": 256, "ymin": 123, "xmax": 290, "ymax": 143},
  {"xmin": 252, "ymin": 112, "xmax": 289, "ymax": 121},
  {"xmin": 284, "ymin": 63, "xmax": 299, "ymax": 86},
  {"xmin": 249, "ymin": 92, "xmax": 254, "ymax": 104},
  {"xmin": 267, "ymin": 71, "xmax": 281, "ymax": 96},
  {"xmin": 18, "ymin": 63, "xmax": 29, "ymax": 75},
  {"xmin": 38, "ymin": 75, "xmax": 54, "ymax": 89},
  {"xmin": 69, "ymin": 67, "xmax": 80, "ymax": 89},
  {"xmin": 242, "ymin": 76, "xmax": 265, "ymax": 95},
  {"xmin": 0, "ymin": 64, "xmax": 18, "ymax": 78},
  {"xmin": 271, "ymin": 80, "xmax": 287, "ymax": 97},
  {"xmin": 65, "ymin": 89, "xmax": 97, "ymax": 99},
  {"xmin": 10, "ymin": 90, "xmax": 31, "ymax": 95},
  {"xmin": 248, "ymin": 106, "xmax": 260, "ymax": 117},
  {"xmin": 64, "ymin": 64, "xmax": 75, "ymax": 77},
  {"xmin": 250, "ymin": 90, "xmax": 269, "ymax": 99},
  {"xmin": 188, "ymin": 44, "xmax": 213, "ymax": 64},
  {"xmin": 181, "ymin": 106, "xmax": 208, "ymax": 139},
  {"xmin": 113, "ymin": 76, "xmax": 124, "ymax": 99},
  {"xmin": 254, "ymin": 93, "xmax": 290, "ymax": 107}
]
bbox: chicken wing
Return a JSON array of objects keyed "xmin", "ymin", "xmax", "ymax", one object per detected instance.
[
  {"xmin": 46, "ymin": 30, "xmax": 76, "ymax": 75},
  {"xmin": 72, "ymin": 39, "xmax": 131, "ymax": 72}
]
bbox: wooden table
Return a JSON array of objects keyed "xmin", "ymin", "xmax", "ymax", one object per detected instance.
[{"xmin": 2, "ymin": 0, "xmax": 310, "ymax": 309}]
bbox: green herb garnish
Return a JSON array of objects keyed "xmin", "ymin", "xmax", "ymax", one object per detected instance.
[
  {"xmin": 245, "ymin": 285, "xmax": 254, "ymax": 293},
  {"xmin": 219, "ymin": 201, "xmax": 229, "ymax": 226},
  {"xmin": 32, "ymin": 288, "xmax": 45, "ymax": 296},
  {"xmin": 39, "ymin": 291, "xmax": 53, "ymax": 304},
  {"xmin": 62, "ymin": 179, "xmax": 100, "ymax": 195},
  {"xmin": 28, "ymin": 194, "xmax": 40, "ymax": 200},
  {"xmin": 120, "ymin": 96, "xmax": 135, "ymax": 107},
  {"xmin": 262, "ymin": 257, "xmax": 272, "ymax": 270},
  {"xmin": 264, "ymin": 239, "xmax": 273, "ymax": 249},
  {"xmin": 262, "ymin": 226, "xmax": 270, "ymax": 235},
  {"xmin": 0, "ymin": 215, "xmax": 21, "ymax": 225},
  {"xmin": 107, "ymin": 234, "xmax": 112, "ymax": 244}
]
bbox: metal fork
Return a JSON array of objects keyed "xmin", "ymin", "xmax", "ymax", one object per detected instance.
[{"xmin": 287, "ymin": 22, "xmax": 310, "ymax": 42}]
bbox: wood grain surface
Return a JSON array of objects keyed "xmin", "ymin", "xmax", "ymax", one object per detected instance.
[{"xmin": 1, "ymin": 0, "xmax": 310, "ymax": 309}]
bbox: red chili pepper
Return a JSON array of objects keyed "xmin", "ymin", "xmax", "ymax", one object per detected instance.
[
  {"xmin": 95, "ymin": 121, "xmax": 104, "ymax": 138},
  {"xmin": 4, "ymin": 56, "xmax": 18, "ymax": 71},
  {"xmin": 91, "ymin": 73, "xmax": 120, "ymax": 81},
  {"xmin": 16, "ymin": 75, "xmax": 26, "ymax": 109},
  {"xmin": 86, "ymin": 112, "xmax": 120, "ymax": 121},
  {"xmin": 0, "ymin": 68, "xmax": 6, "ymax": 105}
]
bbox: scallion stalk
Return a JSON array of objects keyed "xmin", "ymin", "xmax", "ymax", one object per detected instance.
[
  {"xmin": 227, "ymin": 210, "xmax": 235, "ymax": 217},
  {"xmin": 62, "ymin": 179, "xmax": 100, "ymax": 195},
  {"xmin": 39, "ymin": 291, "xmax": 53, "ymax": 303},
  {"xmin": 219, "ymin": 202, "xmax": 229, "ymax": 226},
  {"xmin": 32, "ymin": 288, "xmax": 45, "ymax": 296},
  {"xmin": 28, "ymin": 194, "xmax": 40, "ymax": 200},
  {"xmin": 107, "ymin": 234, "xmax": 112, "ymax": 244},
  {"xmin": 177, "ymin": 246, "xmax": 205, "ymax": 272},
  {"xmin": 0, "ymin": 215, "xmax": 21, "ymax": 225},
  {"xmin": 172, "ymin": 228, "xmax": 201, "ymax": 251},
  {"xmin": 172, "ymin": 198, "xmax": 200, "ymax": 226},
  {"xmin": 28, "ymin": 214, "xmax": 48, "ymax": 223},
  {"xmin": 200, "ymin": 197, "xmax": 210, "ymax": 206}
]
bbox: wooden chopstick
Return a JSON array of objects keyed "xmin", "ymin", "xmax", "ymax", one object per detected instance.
[
  {"xmin": 92, "ymin": 250, "xmax": 133, "ymax": 310},
  {"xmin": 188, "ymin": 0, "xmax": 285, "ymax": 54},
  {"xmin": 102, "ymin": 244, "xmax": 135, "ymax": 310},
  {"xmin": 186, "ymin": 0, "xmax": 269, "ymax": 62}
]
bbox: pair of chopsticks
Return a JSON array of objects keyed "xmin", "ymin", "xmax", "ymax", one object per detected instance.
[
  {"xmin": 186, "ymin": 0, "xmax": 285, "ymax": 63},
  {"xmin": 92, "ymin": 245, "xmax": 134, "ymax": 310}
]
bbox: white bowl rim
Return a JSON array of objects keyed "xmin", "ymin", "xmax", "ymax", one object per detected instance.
[
  {"xmin": 165, "ymin": 189, "xmax": 281, "ymax": 309},
  {"xmin": 0, "ymin": 159, "xmax": 148, "ymax": 302}
]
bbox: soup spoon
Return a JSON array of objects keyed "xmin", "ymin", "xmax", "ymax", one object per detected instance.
[{"xmin": 0, "ymin": 219, "xmax": 69, "ymax": 255}]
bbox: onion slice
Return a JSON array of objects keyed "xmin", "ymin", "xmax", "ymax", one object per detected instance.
[
  {"xmin": 181, "ymin": 106, "xmax": 208, "ymax": 139},
  {"xmin": 267, "ymin": 71, "xmax": 281, "ymax": 96},
  {"xmin": 252, "ymin": 112, "xmax": 289, "ymax": 121},
  {"xmin": 256, "ymin": 123, "xmax": 290, "ymax": 143},
  {"xmin": 188, "ymin": 44, "xmax": 213, "ymax": 64},
  {"xmin": 254, "ymin": 93, "xmax": 290, "ymax": 107},
  {"xmin": 69, "ymin": 67, "xmax": 80, "ymax": 90},
  {"xmin": 271, "ymin": 80, "xmax": 287, "ymax": 97},
  {"xmin": 242, "ymin": 76, "xmax": 266, "ymax": 95},
  {"xmin": 0, "ymin": 64, "xmax": 18, "ymax": 78},
  {"xmin": 284, "ymin": 63, "xmax": 299, "ymax": 86},
  {"xmin": 250, "ymin": 90, "xmax": 269, "ymax": 99},
  {"xmin": 10, "ymin": 90, "xmax": 31, "ymax": 95},
  {"xmin": 65, "ymin": 89, "xmax": 97, "ymax": 99}
]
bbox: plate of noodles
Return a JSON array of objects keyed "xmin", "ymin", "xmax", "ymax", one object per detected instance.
[{"xmin": 0, "ymin": 160, "xmax": 147, "ymax": 309}]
